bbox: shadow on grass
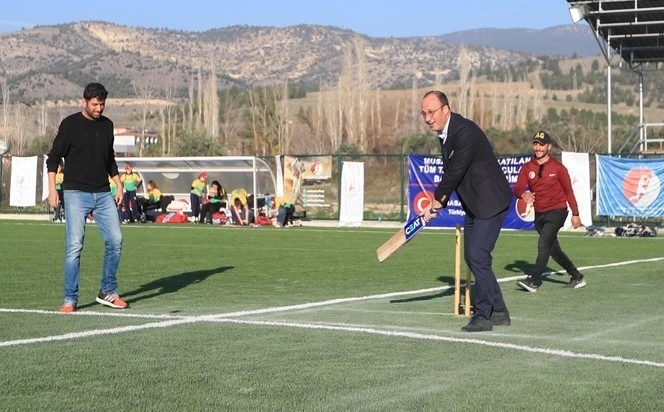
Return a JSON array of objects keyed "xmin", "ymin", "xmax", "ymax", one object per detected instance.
[
  {"xmin": 77, "ymin": 266, "xmax": 233, "ymax": 309},
  {"xmin": 389, "ymin": 275, "xmax": 456, "ymax": 304},
  {"xmin": 505, "ymin": 260, "xmax": 568, "ymax": 290}
]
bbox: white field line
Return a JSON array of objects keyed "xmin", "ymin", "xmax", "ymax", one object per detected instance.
[
  {"xmin": 214, "ymin": 318, "xmax": 664, "ymax": 368},
  {"xmin": 1, "ymin": 257, "xmax": 663, "ymax": 367},
  {"xmin": 3, "ymin": 310, "xmax": 664, "ymax": 369}
]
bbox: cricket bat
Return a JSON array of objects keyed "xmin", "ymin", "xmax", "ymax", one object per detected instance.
[{"xmin": 376, "ymin": 213, "xmax": 428, "ymax": 263}]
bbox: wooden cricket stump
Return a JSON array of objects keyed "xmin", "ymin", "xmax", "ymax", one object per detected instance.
[{"xmin": 453, "ymin": 224, "xmax": 473, "ymax": 316}]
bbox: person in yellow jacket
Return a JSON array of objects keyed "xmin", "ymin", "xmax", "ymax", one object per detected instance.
[
  {"xmin": 53, "ymin": 163, "xmax": 65, "ymax": 222},
  {"xmin": 120, "ymin": 163, "xmax": 142, "ymax": 223},
  {"xmin": 137, "ymin": 180, "xmax": 164, "ymax": 222},
  {"xmin": 190, "ymin": 172, "xmax": 207, "ymax": 222},
  {"xmin": 109, "ymin": 177, "xmax": 123, "ymax": 223}
]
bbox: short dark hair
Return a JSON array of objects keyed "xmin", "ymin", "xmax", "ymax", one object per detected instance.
[
  {"xmin": 423, "ymin": 90, "xmax": 449, "ymax": 107},
  {"xmin": 83, "ymin": 83, "xmax": 108, "ymax": 101}
]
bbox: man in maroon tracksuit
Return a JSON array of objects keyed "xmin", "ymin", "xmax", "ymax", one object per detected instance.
[{"xmin": 513, "ymin": 131, "xmax": 586, "ymax": 292}]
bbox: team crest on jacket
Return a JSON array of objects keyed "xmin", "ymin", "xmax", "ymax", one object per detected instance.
[{"xmin": 528, "ymin": 171, "xmax": 536, "ymax": 180}]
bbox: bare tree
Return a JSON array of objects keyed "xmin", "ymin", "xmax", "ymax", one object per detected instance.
[
  {"xmin": 339, "ymin": 43, "xmax": 354, "ymax": 147},
  {"xmin": 1, "ymin": 80, "xmax": 9, "ymax": 142},
  {"xmin": 196, "ymin": 67, "xmax": 203, "ymax": 130},
  {"xmin": 322, "ymin": 88, "xmax": 342, "ymax": 153},
  {"xmin": 187, "ymin": 77, "xmax": 195, "ymax": 131},
  {"xmin": 457, "ymin": 46, "xmax": 472, "ymax": 117},
  {"xmin": 37, "ymin": 95, "xmax": 48, "ymax": 137},
  {"xmin": 219, "ymin": 89, "xmax": 241, "ymax": 148},
  {"xmin": 203, "ymin": 69, "xmax": 219, "ymax": 138},
  {"xmin": 353, "ymin": 36, "xmax": 368, "ymax": 151},
  {"xmin": 132, "ymin": 80, "xmax": 155, "ymax": 156},
  {"xmin": 274, "ymin": 81, "xmax": 291, "ymax": 153},
  {"xmin": 10, "ymin": 104, "xmax": 27, "ymax": 155},
  {"xmin": 161, "ymin": 82, "xmax": 178, "ymax": 155}
]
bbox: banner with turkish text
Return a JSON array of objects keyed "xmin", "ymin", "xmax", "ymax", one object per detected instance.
[{"xmin": 407, "ymin": 154, "xmax": 534, "ymax": 229}]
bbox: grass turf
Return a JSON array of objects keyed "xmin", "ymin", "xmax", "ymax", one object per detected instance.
[{"xmin": 1, "ymin": 220, "xmax": 663, "ymax": 411}]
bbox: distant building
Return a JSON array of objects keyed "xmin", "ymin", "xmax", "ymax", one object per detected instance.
[{"xmin": 113, "ymin": 126, "xmax": 159, "ymax": 157}]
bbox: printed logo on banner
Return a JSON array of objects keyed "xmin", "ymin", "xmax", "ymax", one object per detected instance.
[
  {"xmin": 515, "ymin": 198, "xmax": 535, "ymax": 222},
  {"xmin": 412, "ymin": 190, "xmax": 435, "ymax": 215},
  {"xmin": 622, "ymin": 168, "xmax": 661, "ymax": 209}
]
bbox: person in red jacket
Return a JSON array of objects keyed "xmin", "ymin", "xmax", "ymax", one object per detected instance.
[{"xmin": 513, "ymin": 131, "xmax": 586, "ymax": 292}]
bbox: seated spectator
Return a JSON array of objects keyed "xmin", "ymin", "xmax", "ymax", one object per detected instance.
[
  {"xmin": 137, "ymin": 180, "xmax": 165, "ymax": 222},
  {"xmin": 273, "ymin": 196, "xmax": 297, "ymax": 228},
  {"xmin": 199, "ymin": 180, "xmax": 227, "ymax": 224},
  {"xmin": 230, "ymin": 196, "xmax": 250, "ymax": 226}
]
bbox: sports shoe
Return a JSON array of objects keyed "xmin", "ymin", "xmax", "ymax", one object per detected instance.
[
  {"xmin": 564, "ymin": 275, "xmax": 587, "ymax": 289},
  {"xmin": 516, "ymin": 276, "xmax": 542, "ymax": 293},
  {"xmin": 490, "ymin": 310, "xmax": 511, "ymax": 326},
  {"xmin": 96, "ymin": 292, "xmax": 128, "ymax": 309},
  {"xmin": 461, "ymin": 315, "xmax": 493, "ymax": 332},
  {"xmin": 60, "ymin": 302, "xmax": 77, "ymax": 313}
]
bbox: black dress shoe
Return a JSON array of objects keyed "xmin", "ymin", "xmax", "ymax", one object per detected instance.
[
  {"xmin": 490, "ymin": 310, "xmax": 511, "ymax": 326},
  {"xmin": 461, "ymin": 315, "xmax": 493, "ymax": 332}
]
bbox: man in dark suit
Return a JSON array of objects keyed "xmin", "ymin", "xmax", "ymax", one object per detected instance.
[{"xmin": 421, "ymin": 91, "xmax": 513, "ymax": 332}]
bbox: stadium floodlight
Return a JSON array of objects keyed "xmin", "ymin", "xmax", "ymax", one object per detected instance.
[{"xmin": 569, "ymin": 3, "xmax": 589, "ymax": 24}]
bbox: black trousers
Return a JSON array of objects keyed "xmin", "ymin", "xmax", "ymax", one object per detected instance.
[
  {"xmin": 464, "ymin": 209, "xmax": 508, "ymax": 319},
  {"xmin": 199, "ymin": 202, "xmax": 223, "ymax": 223},
  {"xmin": 531, "ymin": 208, "xmax": 580, "ymax": 280}
]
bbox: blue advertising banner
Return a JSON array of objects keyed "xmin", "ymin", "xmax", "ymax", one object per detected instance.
[
  {"xmin": 596, "ymin": 155, "xmax": 664, "ymax": 217},
  {"xmin": 407, "ymin": 154, "xmax": 534, "ymax": 230}
]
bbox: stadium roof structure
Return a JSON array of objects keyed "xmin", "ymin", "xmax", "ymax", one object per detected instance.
[
  {"xmin": 567, "ymin": 0, "xmax": 664, "ymax": 153},
  {"xmin": 567, "ymin": 0, "xmax": 664, "ymax": 67}
]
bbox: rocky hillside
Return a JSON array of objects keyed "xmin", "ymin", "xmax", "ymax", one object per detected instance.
[{"xmin": 0, "ymin": 22, "xmax": 529, "ymax": 100}]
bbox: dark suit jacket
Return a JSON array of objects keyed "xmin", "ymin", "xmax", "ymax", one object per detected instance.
[{"xmin": 434, "ymin": 112, "xmax": 512, "ymax": 220}]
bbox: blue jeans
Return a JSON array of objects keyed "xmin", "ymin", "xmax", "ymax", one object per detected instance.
[{"xmin": 63, "ymin": 190, "xmax": 123, "ymax": 304}]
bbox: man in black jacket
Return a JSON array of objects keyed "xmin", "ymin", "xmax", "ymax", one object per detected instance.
[
  {"xmin": 421, "ymin": 91, "xmax": 512, "ymax": 332},
  {"xmin": 46, "ymin": 83, "xmax": 127, "ymax": 313}
]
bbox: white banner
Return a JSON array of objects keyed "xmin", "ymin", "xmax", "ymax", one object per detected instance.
[
  {"xmin": 10, "ymin": 156, "xmax": 38, "ymax": 207},
  {"xmin": 275, "ymin": 155, "xmax": 284, "ymax": 197},
  {"xmin": 561, "ymin": 151, "xmax": 592, "ymax": 228},
  {"xmin": 42, "ymin": 155, "xmax": 50, "ymax": 201},
  {"xmin": 338, "ymin": 161, "xmax": 364, "ymax": 227}
]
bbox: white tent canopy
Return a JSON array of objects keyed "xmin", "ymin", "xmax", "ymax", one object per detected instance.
[{"xmin": 116, "ymin": 156, "xmax": 277, "ymax": 213}]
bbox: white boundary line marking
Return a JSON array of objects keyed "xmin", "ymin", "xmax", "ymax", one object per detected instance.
[
  {"xmin": 1, "ymin": 257, "xmax": 663, "ymax": 367},
  {"xmin": 215, "ymin": 318, "xmax": 664, "ymax": 368}
]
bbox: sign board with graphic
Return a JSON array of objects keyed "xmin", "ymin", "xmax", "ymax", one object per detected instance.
[
  {"xmin": 283, "ymin": 155, "xmax": 333, "ymax": 211},
  {"xmin": 596, "ymin": 155, "xmax": 664, "ymax": 217}
]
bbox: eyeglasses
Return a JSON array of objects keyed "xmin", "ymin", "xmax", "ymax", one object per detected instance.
[
  {"xmin": 420, "ymin": 105, "xmax": 445, "ymax": 119},
  {"xmin": 538, "ymin": 164, "xmax": 545, "ymax": 178}
]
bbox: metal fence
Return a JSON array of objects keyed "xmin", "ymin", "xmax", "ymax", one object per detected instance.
[{"xmin": 1, "ymin": 153, "xmax": 662, "ymax": 226}]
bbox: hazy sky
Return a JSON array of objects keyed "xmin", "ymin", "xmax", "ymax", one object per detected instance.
[{"xmin": 0, "ymin": 0, "xmax": 579, "ymax": 37}]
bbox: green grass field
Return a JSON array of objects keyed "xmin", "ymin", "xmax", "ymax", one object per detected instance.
[{"xmin": 1, "ymin": 219, "xmax": 663, "ymax": 411}]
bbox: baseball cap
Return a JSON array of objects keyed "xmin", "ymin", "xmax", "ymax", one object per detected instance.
[{"xmin": 532, "ymin": 131, "xmax": 552, "ymax": 145}]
